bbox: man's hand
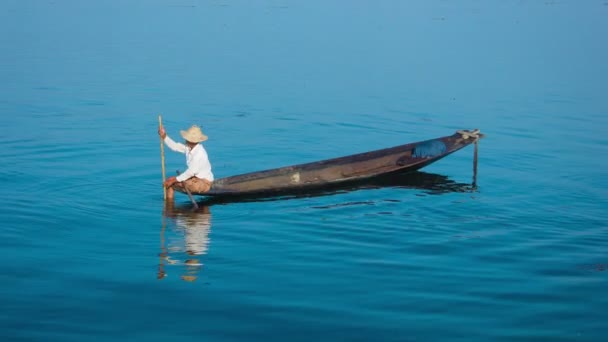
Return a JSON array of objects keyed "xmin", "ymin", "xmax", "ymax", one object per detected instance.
[
  {"xmin": 158, "ymin": 126, "xmax": 167, "ymax": 139},
  {"xmin": 164, "ymin": 176, "xmax": 178, "ymax": 188}
]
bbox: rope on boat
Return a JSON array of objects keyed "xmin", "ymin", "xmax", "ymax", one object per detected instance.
[{"xmin": 456, "ymin": 129, "xmax": 482, "ymax": 141}]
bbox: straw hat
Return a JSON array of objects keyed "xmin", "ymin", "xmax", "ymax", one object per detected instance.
[{"xmin": 180, "ymin": 125, "xmax": 208, "ymax": 143}]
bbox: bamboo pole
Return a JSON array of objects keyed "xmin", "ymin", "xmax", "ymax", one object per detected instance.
[{"xmin": 159, "ymin": 115, "xmax": 167, "ymax": 200}]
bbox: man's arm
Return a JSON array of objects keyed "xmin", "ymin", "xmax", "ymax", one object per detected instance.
[
  {"xmin": 159, "ymin": 126, "xmax": 187, "ymax": 153},
  {"xmin": 164, "ymin": 136, "xmax": 187, "ymax": 153}
]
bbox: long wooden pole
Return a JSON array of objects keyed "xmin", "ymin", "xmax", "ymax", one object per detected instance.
[
  {"xmin": 183, "ymin": 184, "xmax": 200, "ymax": 210},
  {"xmin": 159, "ymin": 115, "xmax": 167, "ymax": 200}
]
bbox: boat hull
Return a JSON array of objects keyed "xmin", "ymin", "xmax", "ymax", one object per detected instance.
[{"xmin": 176, "ymin": 130, "xmax": 483, "ymax": 197}]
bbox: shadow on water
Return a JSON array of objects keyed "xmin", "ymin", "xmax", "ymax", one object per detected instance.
[
  {"xmin": 198, "ymin": 171, "xmax": 477, "ymax": 205},
  {"xmin": 159, "ymin": 203, "xmax": 212, "ymax": 282}
]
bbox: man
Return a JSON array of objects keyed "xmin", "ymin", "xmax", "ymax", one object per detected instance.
[{"xmin": 158, "ymin": 124, "xmax": 214, "ymax": 201}]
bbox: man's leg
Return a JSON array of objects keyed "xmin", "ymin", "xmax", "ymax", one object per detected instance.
[
  {"xmin": 184, "ymin": 178, "xmax": 212, "ymax": 194},
  {"xmin": 166, "ymin": 186, "xmax": 175, "ymax": 201}
]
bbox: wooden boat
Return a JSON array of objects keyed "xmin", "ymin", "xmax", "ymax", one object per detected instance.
[
  {"xmin": 175, "ymin": 129, "xmax": 484, "ymax": 197},
  {"xmin": 195, "ymin": 171, "xmax": 476, "ymax": 205}
]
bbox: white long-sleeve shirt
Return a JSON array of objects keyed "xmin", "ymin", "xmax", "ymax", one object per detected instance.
[{"xmin": 164, "ymin": 136, "xmax": 214, "ymax": 182}]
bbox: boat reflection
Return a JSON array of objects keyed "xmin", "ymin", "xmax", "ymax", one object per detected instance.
[
  {"xmin": 157, "ymin": 171, "xmax": 474, "ymax": 280},
  {"xmin": 199, "ymin": 171, "xmax": 476, "ymax": 204},
  {"xmin": 158, "ymin": 203, "xmax": 212, "ymax": 282}
]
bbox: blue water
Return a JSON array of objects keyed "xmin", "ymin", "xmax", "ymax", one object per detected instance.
[{"xmin": 2, "ymin": 0, "xmax": 607, "ymax": 341}]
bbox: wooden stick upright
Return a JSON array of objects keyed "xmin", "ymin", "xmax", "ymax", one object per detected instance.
[
  {"xmin": 159, "ymin": 115, "xmax": 167, "ymax": 200},
  {"xmin": 472, "ymin": 139, "xmax": 479, "ymax": 188}
]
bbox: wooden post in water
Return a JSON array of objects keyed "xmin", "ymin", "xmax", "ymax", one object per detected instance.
[
  {"xmin": 159, "ymin": 115, "xmax": 167, "ymax": 200},
  {"xmin": 472, "ymin": 139, "xmax": 479, "ymax": 188}
]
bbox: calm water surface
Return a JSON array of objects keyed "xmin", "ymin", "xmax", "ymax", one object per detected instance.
[{"xmin": 1, "ymin": 0, "xmax": 607, "ymax": 341}]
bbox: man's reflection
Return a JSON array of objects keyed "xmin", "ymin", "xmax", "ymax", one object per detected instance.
[{"xmin": 159, "ymin": 203, "xmax": 212, "ymax": 282}]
